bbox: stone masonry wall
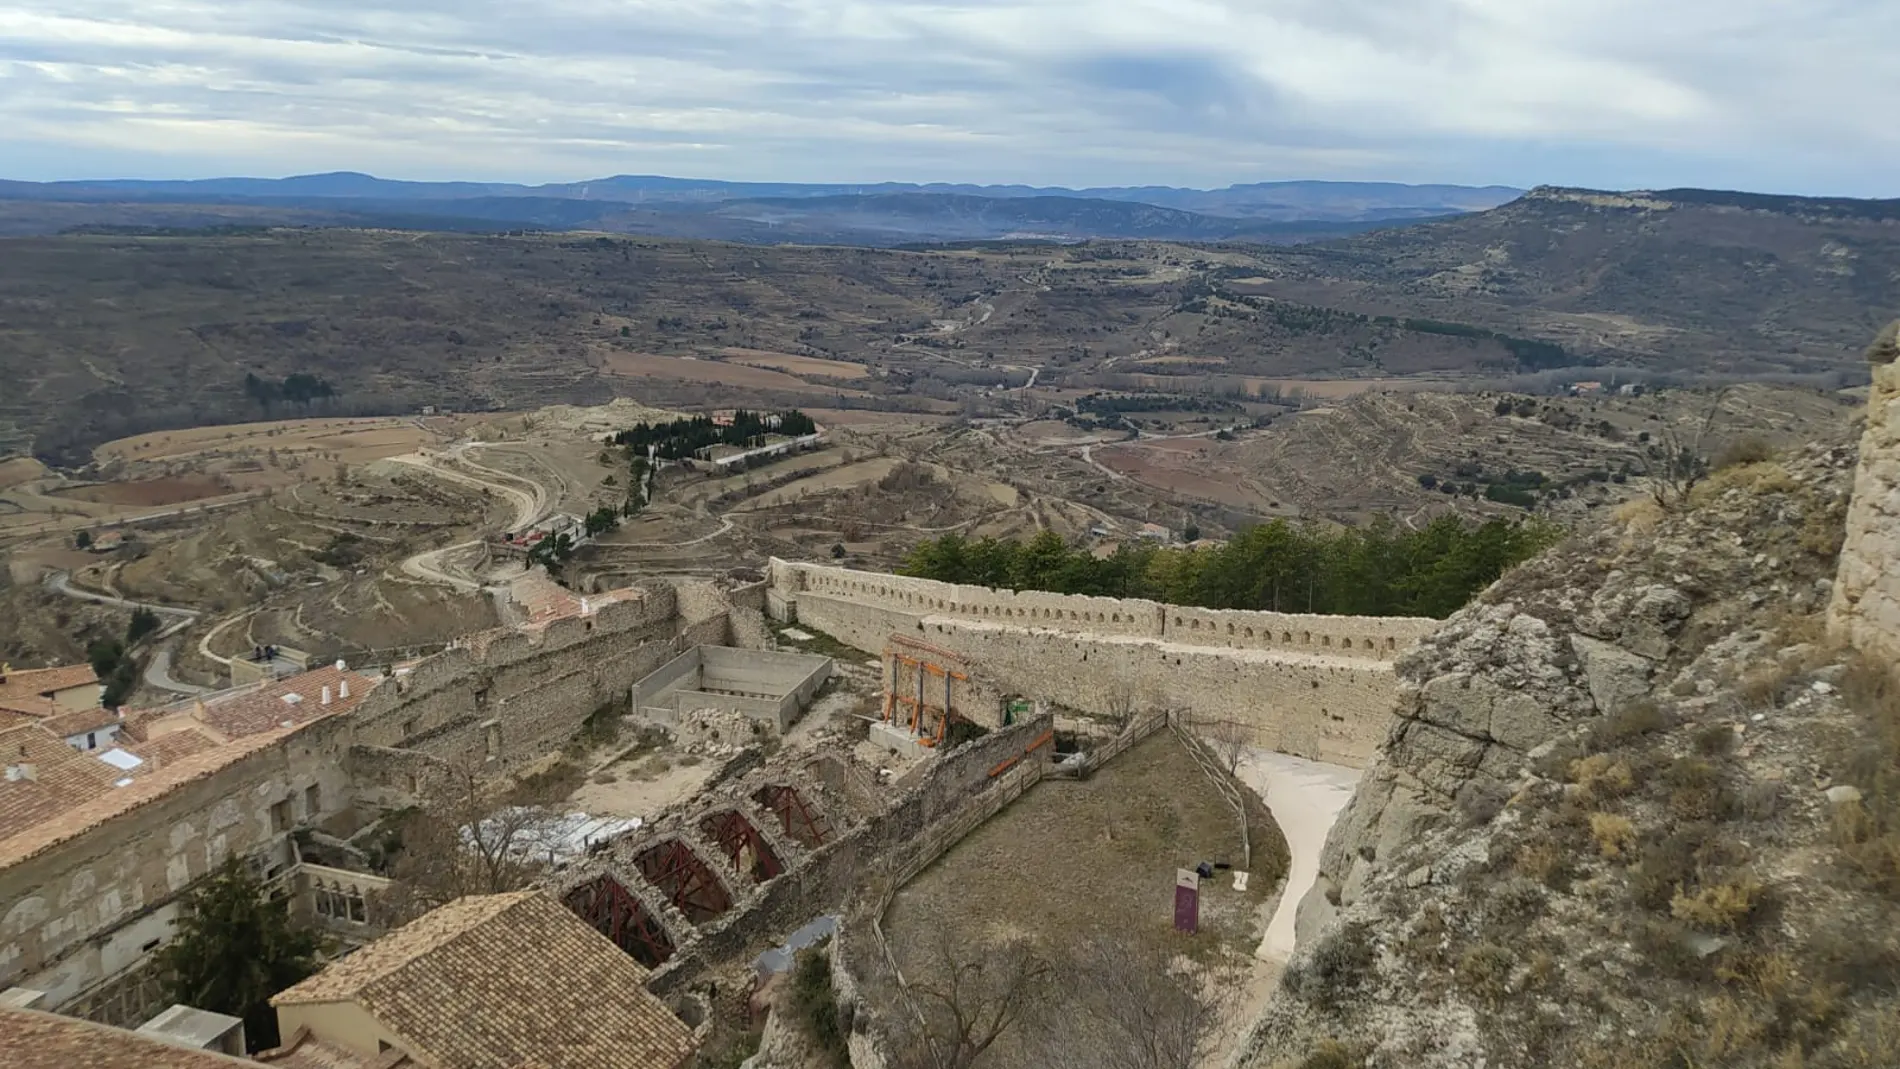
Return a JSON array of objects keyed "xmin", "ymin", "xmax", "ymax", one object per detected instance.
[
  {"xmin": 0, "ymin": 716, "xmax": 357, "ymax": 1013},
  {"xmin": 772, "ymin": 560, "xmax": 1430, "ymax": 768},
  {"xmin": 771, "ymin": 560, "xmax": 1436, "ymax": 659},
  {"xmin": 1831, "ymin": 320, "xmax": 1900, "ymax": 661}
]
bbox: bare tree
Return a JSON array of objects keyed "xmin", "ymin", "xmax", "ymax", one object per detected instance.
[
  {"xmin": 893, "ymin": 935, "xmax": 1055, "ymax": 1069},
  {"xmin": 373, "ymin": 761, "xmax": 558, "ymax": 924},
  {"xmin": 1202, "ymin": 717, "xmax": 1253, "ymax": 775},
  {"xmin": 1034, "ymin": 935, "xmax": 1241, "ymax": 1069},
  {"xmin": 1646, "ymin": 386, "xmax": 1735, "ymax": 512}
]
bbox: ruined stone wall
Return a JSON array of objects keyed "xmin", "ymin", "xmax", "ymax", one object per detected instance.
[
  {"xmin": 773, "ymin": 561, "xmax": 1423, "ymax": 768},
  {"xmin": 348, "ymin": 587, "xmax": 687, "ymax": 776},
  {"xmin": 0, "ymin": 716, "xmax": 357, "ymax": 1015},
  {"xmin": 1831, "ymin": 321, "xmax": 1900, "ymax": 662},
  {"xmin": 643, "ymin": 716, "xmax": 1056, "ymax": 998}
]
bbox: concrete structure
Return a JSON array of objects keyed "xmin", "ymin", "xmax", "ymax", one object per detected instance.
[
  {"xmin": 766, "ymin": 559, "xmax": 1436, "ymax": 768},
  {"xmin": 271, "ymin": 891, "xmax": 698, "ymax": 1069},
  {"xmin": 1832, "ymin": 320, "xmax": 1900, "ymax": 662},
  {"xmin": 631, "ymin": 646, "xmax": 831, "ymax": 731},
  {"xmin": 135, "ymin": 1004, "xmax": 247, "ymax": 1056},
  {"xmin": 229, "ymin": 646, "xmax": 312, "ymax": 687},
  {"xmin": 0, "ymin": 1005, "xmax": 264, "ymax": 1069}
]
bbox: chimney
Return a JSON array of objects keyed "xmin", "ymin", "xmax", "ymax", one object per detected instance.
[
  {"xmin": 339, "ymin": 678, "xmax": 350, "ymax": 700},
  {"xmin": 320, "ymin": 686, "xmax": 332, "ymax": 706},
  {"xmin": 581, "ymin": 597, "xmax": 592, "ymax": 616},
  {"xmin": 334, "ymin": 659, "xmax": 347, "ymax": 671}
]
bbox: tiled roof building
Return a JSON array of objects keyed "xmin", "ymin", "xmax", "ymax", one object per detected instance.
[
  {"xmin": 273, "ymin": 891, "xmax": 699, "ymax": 1069},
  {"xmin": 0, "ymin": 1005, "xmax": 258, "ymax": 1069}
]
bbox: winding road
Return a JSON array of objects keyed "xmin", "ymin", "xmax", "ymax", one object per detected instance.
[
  {"xmin": 43, "ymin": 571, "xmax": 213, "ymax": 695},
  {"xmin": 386, "ymin": 443, "xmax": 551, "ymax": 593}
]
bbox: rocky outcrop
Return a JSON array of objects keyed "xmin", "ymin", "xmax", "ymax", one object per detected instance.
[
  {"xmin": 1244, "ymin": 436, "xmax": 1873, "ymax": 1069},
  {"xmin": 1829, "ymin": 319, "xmax": 1900, "ymax": 661}
]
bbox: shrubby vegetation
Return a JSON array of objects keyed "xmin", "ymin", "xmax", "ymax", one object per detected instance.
[{"xmin": 900, "ymin": 516, "xmax": 1560, "ymax": 619}]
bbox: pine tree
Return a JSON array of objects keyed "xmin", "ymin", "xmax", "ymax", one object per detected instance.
[{"xmin": 157, "ymin": 857, "xmax": 322, "ymax": 1051}]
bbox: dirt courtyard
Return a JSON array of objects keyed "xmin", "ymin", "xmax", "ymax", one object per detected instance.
[{"xmin": 881, "ymin": 730, "xmax": 1287, "ymax": 1066}]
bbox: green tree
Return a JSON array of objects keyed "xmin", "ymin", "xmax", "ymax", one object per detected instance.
[
  {"xmin": 157, "ymin": 857, "xmax": 322, "ymax": 1051},
  {"xmin": 127, "ymin": 607, "xmax": 162, "ymax": 645},
  {"xmin": 74, "ymin": 529, "xmax": 92, "ymax": 550}
]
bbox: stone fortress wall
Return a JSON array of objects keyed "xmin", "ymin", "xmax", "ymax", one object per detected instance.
[
  {"xmin": 1831, "ymin": 320, "xmax": 1900, "ymax": 662},
  {"xmin": 768, "ymin": 560, "xmax": 1437, "ymax": 769}
]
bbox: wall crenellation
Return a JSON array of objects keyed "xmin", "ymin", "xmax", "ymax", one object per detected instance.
[
  {"xmin": 771, "ymin": 560, "xmax": 1436, "ymax": 661},
  {"xmin": 769, "ymin": 560, "xmax": 1436, "ymax": 769}
]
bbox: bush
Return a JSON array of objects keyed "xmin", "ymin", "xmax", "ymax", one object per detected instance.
[
  {"xmin": 1714, "ymin": 436, "xmax": 1776, "ymax": 470},
  {"xmin": 1671, "ymin": 877, "xmax": 1767, "ymax": 932},
  {"xmin": 1590, "ymin": 812, "xmax": 1637, "ymax": 860},
  {"xmin": 1288, "ymin": 922, "xmax": 1375, "ymax": 1001},
  {"xmin": 1456, "ymin": 943, "xmax": 1517, "ymax": 1005},
  {"xmin": 788, "ymin": 945, "xmax": 847, "ymax": 1068},
  {"xmin": 1570, "ymin": 755, "xmax": 1636, "ymax": 804},
  {"xmin": 1291, "ymin": 1040, "xmax": 1372, "ymax": 1069},
  {"xmin": 1515, "ymin": 839, "xmax": 1574, "ymax": 890},
  {"xmin": 1589, "ymin": 700, "xmax": 1670, "ymax": 750}
]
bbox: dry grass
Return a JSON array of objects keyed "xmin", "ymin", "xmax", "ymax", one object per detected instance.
[{"xmin": 1671, "ymin": 877, "xmax": 1767, "ymax": 932}]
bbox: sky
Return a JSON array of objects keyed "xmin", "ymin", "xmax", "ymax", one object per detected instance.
[{"xmin": 1, "ymin": 0, "xmax": 1895, "ymax": 195}]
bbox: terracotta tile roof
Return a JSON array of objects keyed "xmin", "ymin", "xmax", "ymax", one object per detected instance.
[
  {"xmin": 0, "ymin": 717, "xmax": 315, "ymax": 871},
  {"xmin": 0, "ymin": 1006, "xmax": 257, "ymax": 1069},
  {"xmin": 129, "ymin": 727, "xmax": 222, "ymax": 769},
  {"xmin": 193, "ymin": 665, "xmax": 380, "ymax": 739},
  {"xmin": 274, "ymin": 891, "xmax": 698, "ymax": 1069},
  {"xmin": 0, "ymin": 664, "xmax": 99, "ymax": 703},
  {"xmin": 40, "ymin": 705, "xmax": 120, "ymax": 739},
  {"xmin": 0, "ymin": 721, "xmax": 123, "ymax": 831},
  {"xmin": 260, "ymin": 1028, "xmax": 410, "ymax": 1069}
]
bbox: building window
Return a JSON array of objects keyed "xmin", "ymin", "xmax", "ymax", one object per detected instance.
[
  {"xmin": 269, "ymin": 799, "xmax": 293, "ymax": 834},
  {"xmin": 86, "ymin": 732, "xmax": 97, "ymax": 750},
  {"xmin": 304, "ymin": 783, "xmax": 322, "ymax": 819}
]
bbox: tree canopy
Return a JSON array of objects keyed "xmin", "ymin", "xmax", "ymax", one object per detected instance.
[
  {"xmin": 899, "ymin": 515, "xmax": 1559, "ymax": 619},
  {"xmin": 156, "ymin": 857, "xmax": 323, "ymax": 1051}
]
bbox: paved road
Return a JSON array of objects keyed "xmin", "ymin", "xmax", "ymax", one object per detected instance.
[
  {"xmin": 144, "ymin": 649, "xmax": 211, "ymax": 696},
  {"xmin": 387, "ymin": 443, "xmax": 551, "ymax": 592}
]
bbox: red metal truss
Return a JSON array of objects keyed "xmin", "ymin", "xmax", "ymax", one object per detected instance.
[
  {"xmin": 752, "ymin": 784, "xmax": 831, "ymax": 849},
  {"xmin": 562, "ymin": 874, "xmax": 676, "ymax": 969},
  {"xmin": 634, "ymin": 839, "xmax": 733, "ymax": 923},
  {"xmin": 699, "ymin": 810, "xmax": 786, "ymax": 884}
]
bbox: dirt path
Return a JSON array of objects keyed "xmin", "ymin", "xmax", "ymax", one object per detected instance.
[{"xmin": 1232, "ymin": 750, "xmax": 1360, "ymax": 963}]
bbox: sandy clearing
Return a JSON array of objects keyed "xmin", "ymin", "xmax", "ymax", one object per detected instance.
[{"xmin": 570, "ymin": 758, "xmax": 718, "ymax": 820}]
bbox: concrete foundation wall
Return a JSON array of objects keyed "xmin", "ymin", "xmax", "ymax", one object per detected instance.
[{"xmin": 632, "ymin": 647, "xmax": 832, "ymax": 733}]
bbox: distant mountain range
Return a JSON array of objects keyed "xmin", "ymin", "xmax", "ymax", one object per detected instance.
[{"xmin": 0, "ymin": 173, "xmax": 1525, "ymax": 245}]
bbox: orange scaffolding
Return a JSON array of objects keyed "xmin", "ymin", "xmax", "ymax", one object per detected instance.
[{"xmin": 881, "ymin": 637, "xmax": 971, "ymax": 748}]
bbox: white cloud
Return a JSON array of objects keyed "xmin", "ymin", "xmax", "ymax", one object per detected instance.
[{"xmin": 0, "ymin": 0, "xmax": 1893, "ymax": 192}]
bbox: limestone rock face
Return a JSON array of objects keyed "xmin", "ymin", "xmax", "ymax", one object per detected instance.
[
  {"xmin": 1241, "ymin": 435, "xmax": 1861, "ymax": 1069},
  {"xmin": 1570, "ymin": 634, "xmax": 1653, "ymax": 715},
  {"xmin": 1831, "ymin": 330, "xmax": 1900, "ymax": 662}
]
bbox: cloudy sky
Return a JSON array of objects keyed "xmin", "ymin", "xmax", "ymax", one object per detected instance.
[{"xmin": 1, "ymin": 0, "xmax": 1894, "ymax": 194}]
